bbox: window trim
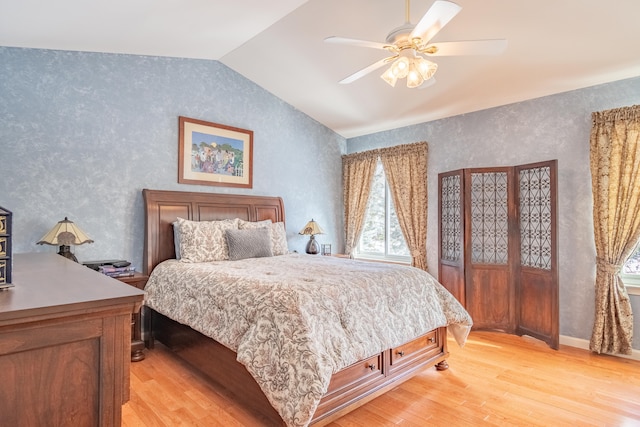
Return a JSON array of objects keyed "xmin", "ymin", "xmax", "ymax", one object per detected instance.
[
  {"xmin": 355, "ymin": 252, "xmax": 411, "ymax": 265},
  {"xmin": 620, "ymin": 273, "xmax": 640, "ymax": 296}
]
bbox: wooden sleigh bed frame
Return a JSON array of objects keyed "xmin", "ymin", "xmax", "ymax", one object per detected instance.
[{"xmin": 142, "ymin": 188, "xmax": 450, "ymax": 426}]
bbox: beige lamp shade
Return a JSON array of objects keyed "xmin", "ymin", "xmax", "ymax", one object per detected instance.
[
  {"xmin": 299, "ymin": 219, "xmax": 324, "ymax": 236},
  {"xmin": 37, "ymin": 217, "xmax": 94, "ymax": 246}
]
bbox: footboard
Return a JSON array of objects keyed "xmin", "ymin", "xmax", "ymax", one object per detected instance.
[{"xmin": 148, "ymin": 308, "xmax": 449, "ymax": 426}]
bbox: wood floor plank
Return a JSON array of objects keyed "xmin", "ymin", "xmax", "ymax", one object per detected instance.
[{"xmin": 123, "ymin": 331, "xmax": 640, "ymax": 426}]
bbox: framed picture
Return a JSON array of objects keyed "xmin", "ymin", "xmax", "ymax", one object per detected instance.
[{"xmin": 178, "ymin": 116, "xmax": 253, "ymax": 188}]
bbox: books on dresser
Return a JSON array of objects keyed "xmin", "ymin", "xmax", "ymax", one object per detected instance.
[
  {"xmin": 0, "ymin": 206, "xmax": 12, "ymax": 288},
  {"xmin": 99, "ymin": 265, "xmax": 135, "ymax": 278},
  {"xmin": 83, "ymin": 259, "xmax": 135, "ymax": 277}
]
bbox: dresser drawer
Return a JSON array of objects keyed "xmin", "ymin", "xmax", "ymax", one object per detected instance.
[
  {"xmin": 315, "ymin": 353, "xmax": 385, "ymax": 420},
  {"xmin": 388, "ymin": 330, "xmax": 441, "ymax": 373},
  {"xmin": 325, "ymin": 353, "xmax": 383, "ymax": 395}
]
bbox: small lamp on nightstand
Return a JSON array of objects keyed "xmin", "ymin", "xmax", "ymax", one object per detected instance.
[
  {"xmin": 299, "ymin": 219, "xmax": 324, "ymax": 255},
  {"xmin": 37, "ymin": 217, "xmax": 94, "ymax": 263}
]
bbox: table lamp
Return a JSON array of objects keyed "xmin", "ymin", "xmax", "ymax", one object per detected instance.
[
  {"xmin": 37, "ymin": 217, "xmax": 94, "ymax": 262},
  {"xmin": 299, "ymin": 219, "xmax": 324, "ymax": 255}
]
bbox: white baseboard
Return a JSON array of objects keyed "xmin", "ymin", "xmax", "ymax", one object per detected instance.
[{"xmin": 560, "ymin": 335, "xmax": 640, "ymax": 361}]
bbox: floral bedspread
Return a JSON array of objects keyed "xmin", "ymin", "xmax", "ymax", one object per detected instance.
[{"xmin": 144, "ymin": 253, "xmax": 472, "ymax": 427}]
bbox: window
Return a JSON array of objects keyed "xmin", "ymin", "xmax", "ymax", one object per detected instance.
[
  {"xmin": 356, "ymin": 161, "xmax": 410, "ymax": 262},
  {"xmin": 623, "ymin": 245, "xmax": 640, "ymax": 274},
  {"xmin": 621, "ymin": 243, "xmax": 640, "ymax": 295}
]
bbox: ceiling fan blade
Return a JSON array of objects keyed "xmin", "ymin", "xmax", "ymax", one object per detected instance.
[
  {"xmin": 324, "ymin": 36, "xmax": 389, "ymax": 50},
  {"xmin": 423, "ymin": 39, "xmax": 508, "ymax": 56},
  {"xmin": 339, "ymin": 56, "xmax": 396, "ymax": 84},
  {"xmin": 410, "ymin": 0, "xmax": 462, "ymax": 44}
]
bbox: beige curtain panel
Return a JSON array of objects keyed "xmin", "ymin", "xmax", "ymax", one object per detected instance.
[
  {"xmin": 342, "ymin": 150, "xmax": 378, "ymax": 257},
  {"xmin": 379, "ymin": 142, "xmax": 429, "ymax": 270},
  {"xmin": 589, "ymin": 104, "xmax": 640, "ymax": 355}
]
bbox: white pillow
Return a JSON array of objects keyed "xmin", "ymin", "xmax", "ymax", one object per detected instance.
[
  {"xmin": 238, "ymin": 218, "xmax": 273, "ymax": 229},
  {"xmin": 270, "ymin": 222, "xmax": 289, "ymax": 256},
  {"xmin": 175, "ymin": 217, "xmax": 239, "ymax": 262}
]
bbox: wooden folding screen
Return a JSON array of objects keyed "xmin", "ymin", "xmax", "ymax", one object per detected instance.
[{"xmin": 438, "ymin": 160, "xmax": 558, "ymax": 349}]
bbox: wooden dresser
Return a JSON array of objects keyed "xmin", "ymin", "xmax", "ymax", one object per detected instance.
[{"xmin": 0, "ymin": 253, "xmax": 144, "ymax": 427}]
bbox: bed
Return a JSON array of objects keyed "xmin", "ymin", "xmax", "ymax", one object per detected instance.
[{"xmin": 141, "ymin": 188, "xmax": 472, "ymax": 427}]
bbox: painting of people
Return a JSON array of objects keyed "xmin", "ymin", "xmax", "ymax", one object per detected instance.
[{"xmin": 179, "ymin": 116, "xmax": 253, "ymax": 188}]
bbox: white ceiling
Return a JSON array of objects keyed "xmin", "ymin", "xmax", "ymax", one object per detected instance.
[{"xmin": 2, "ymin": 0, "xmax": 640, "ymax": 138}]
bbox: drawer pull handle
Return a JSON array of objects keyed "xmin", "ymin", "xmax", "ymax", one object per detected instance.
[
  {"xmin": 397, "ymin": 351, "xmax": 405, "ymax": 357},
  {"xmin": 368, "ymin": 364, "xmax": 376, "ymax": 370},
  {"xmin": 428, "ymin": 337, "xmax": 436, "ymax": 343}
]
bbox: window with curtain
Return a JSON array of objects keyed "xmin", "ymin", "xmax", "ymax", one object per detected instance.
[{"xmin": 356, "ymin": 160, "xmax": 410, "ymax": 262}]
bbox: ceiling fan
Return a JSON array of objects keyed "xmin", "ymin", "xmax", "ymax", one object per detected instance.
[{"xmin": 325, "ymin": 0, "xmax": 507, "ymax": 88}]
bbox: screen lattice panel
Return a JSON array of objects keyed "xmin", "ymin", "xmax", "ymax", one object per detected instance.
[
  {"xmin": 470, "ymin": 172, "xmax": 509, "ymax": 264},
  {"xmin": 519, "ymin": 166, "xmax": 552, "ymax": 270},
  {"xmin": 441, "ymin": 174, "xmax": 462, "ymax": 262}
]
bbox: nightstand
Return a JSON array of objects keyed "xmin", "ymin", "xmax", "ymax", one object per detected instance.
[{"xmin": 115, "ymin": 272, "xmax": 148, "ymax": 362}]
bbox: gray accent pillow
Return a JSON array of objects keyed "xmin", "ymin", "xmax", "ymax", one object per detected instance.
[
  {"xmin": 238, "ymin": 219, "xmax": 289, "ymax": 256},
  {"xmin": 226, "ymin": 228, "xmax": 273, "ymax": 261}
]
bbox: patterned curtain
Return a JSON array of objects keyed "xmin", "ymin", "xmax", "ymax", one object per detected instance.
[
  {"xmin": 342, "ymin": 150, "xmax": 378, "ymax": 257},
  {"xmin": 379, "ymin": 142, "xmax": 429, "ymax": 270},
  {"xmin": 589, "ymin": 105, "xmax": 640, "ymax": 355}
]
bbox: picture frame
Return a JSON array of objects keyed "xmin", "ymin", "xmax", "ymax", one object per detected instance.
[{"xmin": 178, "ymin": 116, "xmax": 253, "ymax": 188}]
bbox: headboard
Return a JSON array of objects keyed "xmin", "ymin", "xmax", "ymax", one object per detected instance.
[{"xmin": 142, "ymin": 189, "xmax": 285, "ymax": 275}]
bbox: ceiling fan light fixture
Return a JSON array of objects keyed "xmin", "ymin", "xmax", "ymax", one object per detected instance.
[
  {"xmin": 381, "ymin": 54, "xmax": 437, "ymax": 88},
  {"xmin": 326, "ymin": 1, "xmax": 506, "ymax": 88}
]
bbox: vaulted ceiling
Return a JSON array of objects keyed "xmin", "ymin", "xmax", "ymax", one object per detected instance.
[{"xmin": 2, "ymin": 0, "xmax": 639, "ymax": 138}]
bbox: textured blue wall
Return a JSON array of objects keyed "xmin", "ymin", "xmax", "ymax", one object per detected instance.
[
  {"xmin": 0, "ymin": 47, "xmax": 346, "ymax": 269},
  {"xmin": 2, "ymin": 45, "xmax": 638, "ymax": 349},
  {"xmin": 347, "ymin": 76, "xmax": 640, "ymax": 349}
]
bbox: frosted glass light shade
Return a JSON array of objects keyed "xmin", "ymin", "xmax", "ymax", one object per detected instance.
[
  {"xmin": 380, "ymin": 67, "xmax": 399, "ymax": 87},
  {"xmin": 391, "ymin": 56, "xmax": 410, "ymax": 79},
  {"xmin": 416, "ymin": 57, "xmax": 438, "ymax": 80},
  {"xmin": 406, "ymin": 63, "xmax": 424, "ymax": 88}
]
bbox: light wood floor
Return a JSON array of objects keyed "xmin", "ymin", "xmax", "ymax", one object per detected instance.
[{"xmin": 122, "ymin": 331, "xmax": 640, "ymax": 426}]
